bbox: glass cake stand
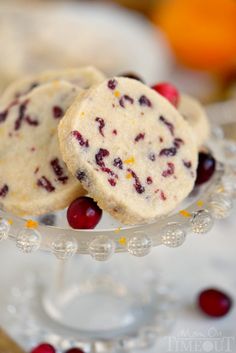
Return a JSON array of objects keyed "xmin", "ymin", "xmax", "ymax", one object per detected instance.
[{"xmin": 0, "ymin": 126, "xmax": 235, "ymax": 352}]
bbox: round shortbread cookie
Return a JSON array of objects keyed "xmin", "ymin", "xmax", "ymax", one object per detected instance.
[
  {"xmin": 178, "ymin": 94, "xmax": 210, "ymax": 148},
  {"xmin": 59, "ymin": 77, "xmax": 198, "ymax": 225},
  {"xmin": 0, "ymin": 66, "xmax": 105, "ymax": 106},
  {"xmin": 0, "ymin": 80, "xmax": 86, "ymax": 216}
]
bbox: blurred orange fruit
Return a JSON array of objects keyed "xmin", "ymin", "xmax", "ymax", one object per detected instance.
[{"xmin": 153, "ymin": 0, "xmax": 236, "ymax": 73}]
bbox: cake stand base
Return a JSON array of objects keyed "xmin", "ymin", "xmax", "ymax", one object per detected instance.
[{"xmin": 2, "ymin": 254, "xmax": 177, "ymax": 352}]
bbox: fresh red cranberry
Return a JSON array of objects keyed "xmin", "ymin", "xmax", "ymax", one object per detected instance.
[
  {"xmin": 152, "ymin": 82, "xmax": 179, "ymax": 108},
  {"xmin": 67, "ymin": 196, "xmax": 102, "ymax": 229},
  {"xmin": 195, "ymin": 152, "xmax": 216, "ymax": 185},
  {"xmin": 198, "ymin": 288, "xmax": 232, "ymax": 317},
  {"xmin": 30, "ymin": 343, "xmax": 56, "ymax": 353},
  {"xmin": 64, "ymin": 348, "xmax": 85, "ymax": 353}
]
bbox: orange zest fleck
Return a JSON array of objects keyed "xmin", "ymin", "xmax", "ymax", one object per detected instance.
[
  {"xmin": 124, "ymin": 156, "xmax": 135, "ymax": 165},
  {"xmin": 114, "ymin": 90, "xmax": 121, "ymax": 98},
  {"xmin": 25, "ymin": 219, "xmax": 38, "ymax": 229},
  {"xmin": 197, "ymin": 200, "xmax": 204, "ymax": 207},
  {"xmin": 118, "ymin": 237, "xmax": 127, "ymax": 246},
  {"xmin": 126, "ymin": 173, "xmax": 132, "ymax": 179},
  {"xmin": 179, "ymin": 210, "xmax": 191, "ymax": 218},
  {"xmin": 8, "ymin": 219, "xmax": 13, "ymax": 225}
]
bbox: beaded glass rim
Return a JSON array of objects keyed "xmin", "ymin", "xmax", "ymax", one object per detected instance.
[{"xmin": 0, "ymin": 128, "xmax": 235, "ymax": 260}]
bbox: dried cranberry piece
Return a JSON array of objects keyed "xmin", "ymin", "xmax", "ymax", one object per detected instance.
[
  {"xmin": 95, "ymin": 149, "xmax": 118, "ymax": 184},
  {"xmin": 162, "ymin": 162, "xmax": 175, "ymax": 177},
  {"xmin": 108, "ymin": 178, "xmax": 116, "ymax": 186},
  {"xmin": 76, "ymin": 171, "xmax": 87, "ymax": 181},
  {"xmin": 95, "ymin": 117, "xmax": 105, "ymax": 137},
  {"xmin": 159, "ymin": 116, "xmax": 174, "ymax": 136},
  {"xmin": 16, "ymin": 82, "xmax": 39, "ymax": 98},
  {"xmin": 0, "ymin": 99, "xmax": 19, "ymax": 124},
  {"xmin": 14, "ymin": 99, "xmax": 29, "ymax": 130},
  {"xmin": 50, "ymin": 158, "xmax": 63, "ymax": 177},
  {"xmin": 0, "ymin": 110, "xmax": 8, "ymax": 123},
  {"xmin": 25, "ymin": 116, "xmax": 39, "ymax": 126},
  {"xmin": 119, "ymin": 95, "xmax": 134, "ymax": 108},
  {"xmin": 160, "ymin": 190, "xmax": 167, "ymax": 200},
  {"xmin": 113, "ymin": 157, "xmax": 123, "ymax": 169},
  {"xmin": 95, "ymin": 148, "xmax": 109, "ymax": 167},
  {"xmin": 159, "ymin": 147, "xmax": 177, "ymax": 157},
  {"xmin": 127, "ymin": 168, "xmax": 145, "ymax": 194},
  {"xmin": 53, "ymin": 106, "xmax": 64, "ymax": 119},
  {"xmin": 134, "ymin": 133, "xmax": 145, "ymax": 142},
  {"xmin": 138, "ymin": 95, "xmax": 152, "ymax": 107},
  {"xmin": 174, "ymin": 137, "xmax": 184, "ymax": 148},
  {"xmin": 58, "ymin": 176, "xmax": 69, "ymax": 184},
  {"xmin": 101, "ymin": 166, "xmax": 117, "ymax": 178},
  {"xmin": 0, "ymin": 184, "xmax": 9, "ymax": 198},
  {"xmin": 71, "ymin": 131, "xmax": 89, "ymax": 148},
  {"xmin": 37, "ymin": 176, "xmax": 55, "ymax": 192},
  {"xmin": 183, "ymin": 160, "xmax": 192, "ymax": 169},
  {"xmin": 107, "ymin": 79, "xmax": 118, "ymax": 90},
  {"xmin": 50, "ymin": 158, "xmax": 68, "ymax": 184},
  {"xmin": 146, "ymin": 176, "xmax": 153, "ymax": 184},
  {"xmin": 148, "ymin": 153, "xmax": 156, "ymax": 161}
]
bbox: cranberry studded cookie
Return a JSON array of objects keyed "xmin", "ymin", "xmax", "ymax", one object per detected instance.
[
  {"xmin": 0, "ymin": 66, "xmax": 105, "ymax": 106},
  {"xmin": 0, "ymin": 80, "xmax": 86, "ymax": 216},
  {"xmin": 178, "ymin": 94, "xmax": 210, "ymax": 148},
  {"xmin": 58, "ymin": 77, "xmax": 198, "ymax": 225}
]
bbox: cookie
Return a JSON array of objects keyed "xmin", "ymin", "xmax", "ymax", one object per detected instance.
[
  {"xmin": 59, "ymin": 77, "xmax": 198, "ymax": 225},
  {"xmin": 0, "ymin": 80, "xmax": 86, "ymax": 216},
  {"xmin": 178, "ymin": 94, "xmax": 210, "ymax": 147},
  {"xmin": 0, "ymin": 66, "xmax": 105, "ymax": 106}
]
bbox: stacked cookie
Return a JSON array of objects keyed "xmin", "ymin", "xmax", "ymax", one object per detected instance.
[
  {"xmin": 0, "ymin": 67, "xmax": 105, "ymax": 216},
  {"xmin": 0, "ymin": 68, "xmax": 210, "ymax": 224}
]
